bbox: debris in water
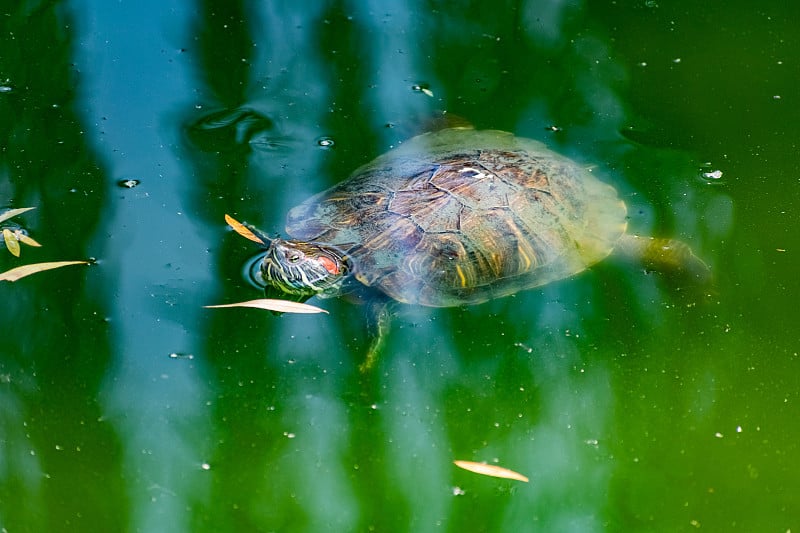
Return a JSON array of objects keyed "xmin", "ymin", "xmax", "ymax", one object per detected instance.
[{"xmin": 453, "ymin": 460, "xmax": 529, "ymax": 482}]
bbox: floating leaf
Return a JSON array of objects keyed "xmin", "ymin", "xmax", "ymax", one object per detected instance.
[
  {"xmin": 225, "ymin": 214, "xmax": 266, "ymax": 245},
  {"xmin": 16, "ymin": 233, "xmax": 41, "ymax": 247},
  {"xmin": 0, "ymin": 261, "xmax": 89, "ymax": 282},
  {"xmin": 453, "ymin": 460, "xmax": 529, "ymax": 482},
  {"xmin": 204, "ymin": 298, "xmax": 328, "ymax": 314},
  {"xmin": 3, "ymin": 229, "xmax": 20, "ymax": 257},
  {"xmin": 0, "ymin": 207, "xmax": 35, "ymax": 225}
]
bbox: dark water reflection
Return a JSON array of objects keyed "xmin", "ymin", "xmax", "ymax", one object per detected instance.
[{"xmin": 1, "ymin": 0, "xmax": 797, "ymax": 531}]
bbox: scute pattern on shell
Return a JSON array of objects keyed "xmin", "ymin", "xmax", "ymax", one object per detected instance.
[{"xmin": 286, "ymin": 128, "xmax": 627, "ymax": 307}]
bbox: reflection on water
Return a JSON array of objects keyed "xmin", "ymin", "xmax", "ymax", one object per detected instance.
[
  {"xmin": 2, "ymin": 0, "xmax": 797, "ymax": 532},
  {"xmin": 0, "ymin": 1, "xmax": 123, "ymax": 530},
  {"xmin": 186, "ymin": 107, "xmax": 277, "ymax": 153}
]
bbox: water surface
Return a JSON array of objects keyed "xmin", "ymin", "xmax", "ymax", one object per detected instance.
[{"xmin": 1, "ymin": 1, "xmax": 797, "ymax": 531}]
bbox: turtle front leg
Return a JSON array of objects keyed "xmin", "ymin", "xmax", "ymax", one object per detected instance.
[
  {"xmin": 617, "ymin": 234, "xmax": 711, "ymax": 282},
  {"xmin": 359, "ymin": 300, "xmax": 392, "ymax": 372}
]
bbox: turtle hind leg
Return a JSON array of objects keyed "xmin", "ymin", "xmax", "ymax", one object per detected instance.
[{"xmin": 616, "ymin": 234, "xmax": 711, "ymax": 283}]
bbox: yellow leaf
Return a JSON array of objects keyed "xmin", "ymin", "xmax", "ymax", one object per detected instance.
[
  {"xmin": 16, "ymin": 233, "xmax": 42, "ymax": 247},
  {"xmin": 0, "ymin": 261, "xmax": 90, "ymax": 282},
  {"xmin": 453, "ymin": 460, "xmax": 529, "ymax": 482},
  {"xmin": 0, "ymin": 207, "xmax": 36, "ymax": 225},
  {"xmin": 225, "ymin": 214, "xmax": 267, "ymax": 245},
  {"xmin": 3, "ymin": 229, "xmax": 20, "ymax": 257},
  {"xmin": 204, "ymin": 298, "xmax": 328, "ymax": 314}
]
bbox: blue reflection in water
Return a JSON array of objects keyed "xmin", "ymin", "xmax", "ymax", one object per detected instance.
[{"xmin": 77, "ymin": 0, "xmax": 214, "ymax": 530}]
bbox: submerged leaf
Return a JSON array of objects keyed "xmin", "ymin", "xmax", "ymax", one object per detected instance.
[
  {"xmin": 204, "ymin": 298, "xmax": 328, "ymax": 314},
  {"xmin": 453, "ymin": 460, "xmax": 529, "ymax": 482},
  {"xmin": 3, "ymin": 229, "xmax": 20, "ymax": 257},
  {"xmin": 225, "ymin": 214, "xmax": 266, "ymax": 245},
  {"xmin": 0, "ymin": 261, "xmax": 90, "ymax": 282},
  {"xmin": 0, "ymin": 207, "xmax": 36, "ymax": 225}
]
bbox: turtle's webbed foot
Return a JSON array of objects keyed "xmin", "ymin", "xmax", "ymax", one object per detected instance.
[{"xmin": 620, "ymin": 235, "xmax": 711, "ymax": 283}]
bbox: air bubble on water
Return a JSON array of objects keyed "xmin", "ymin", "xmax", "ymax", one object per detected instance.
[
  {"xmin": 117, "ymin": 178, "xmax": 141, "ymax": 189},
  {"xmin": 411, "ymin": 84, "xmax": 434, "ymax": 97},
  {"xmin": 701, "ymin": 169, "xmax": 723, "ymax": 182},
  {"xmin": 316, "ymin": 136, "xmax": 335, "ymax": 149}
]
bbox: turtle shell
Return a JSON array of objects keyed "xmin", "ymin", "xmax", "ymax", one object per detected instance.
[{"xmin": 285, "ymin": 128, "xmax": 627, "ymax": 307}]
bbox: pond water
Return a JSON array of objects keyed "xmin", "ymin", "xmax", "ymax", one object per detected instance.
[{"xmin": 1, "ymin": 1, "xmax": 798, "ymax": 531}]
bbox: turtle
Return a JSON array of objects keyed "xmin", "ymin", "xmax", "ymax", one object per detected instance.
[{"xmin": 235, "ymin": 127, "xmax": 708, "ymax": 367}]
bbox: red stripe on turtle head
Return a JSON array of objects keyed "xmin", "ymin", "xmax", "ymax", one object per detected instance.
[{"xmin": 318, "ymin": 255, "xmax": 340, "ymax": 275}]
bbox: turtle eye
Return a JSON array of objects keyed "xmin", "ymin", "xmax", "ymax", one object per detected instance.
[{"xmin": 287, "ymin": 253, "xmax": 301, "ymax": 264}]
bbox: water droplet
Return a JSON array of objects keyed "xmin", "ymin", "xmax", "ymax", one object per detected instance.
[
  {"xmin": 117, "ymin": 178, "xmax": 141, "ymax": 189},
  {"xmin": 316, "ymin": 136, "xmax": 335, "ymax": 149}
]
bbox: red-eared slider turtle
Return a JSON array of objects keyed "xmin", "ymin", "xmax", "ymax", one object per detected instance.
[{"xmin": 235, "ymin": 127, "xmax": 707, "ymax": 366}]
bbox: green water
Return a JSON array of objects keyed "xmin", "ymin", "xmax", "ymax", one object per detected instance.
[{"xmin": 1, "ymin": 1, "xmax": 797, "ymax": 531}]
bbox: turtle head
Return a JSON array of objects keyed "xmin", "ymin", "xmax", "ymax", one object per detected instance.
[{"xmin": 261, "ymin": 238, "xmax": 351, "ymax": 297}]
